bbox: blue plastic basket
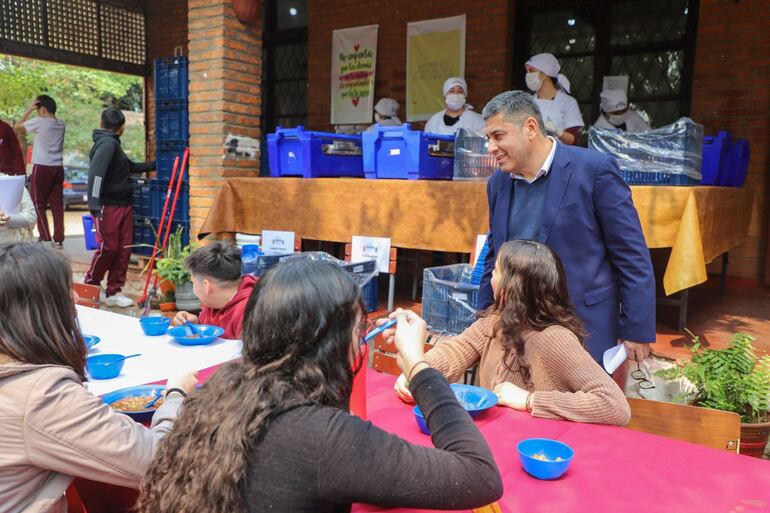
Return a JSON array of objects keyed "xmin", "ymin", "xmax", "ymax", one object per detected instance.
[
  {"xmin": 701, "ymin": 131, "xmax": 732, "ymax": 186},
  {"xmin": 155, "ymin": 99, "xmax": 189, "ymax": 142},
  {"xmin": 362, "ymin": 124, "xmax": 455, "ymax": 180},
  {"xmin": 156, "ymin": 141, "xmax": 188, "ymax": 181},
  {"xmin": 150, "ymin": 179, "xmax": 189, "ymax": 222},
  {"xmin": 422, "ymin": 264, "xmax": 479, "ymax": 335},
  {"xmin": 267, "ymin": 126, "xmax": 364, "ymax": 178},
  {"xmin": 619, "ymin": 170, "xmax": 700, "ymax": 186},
  {"xmin": 132, "ymin": 216, "xmax": 154, "ymax": 256},
  {"xmin": 82, "ymin": 215, "xmax": 98, "ymax": 250},
  {"xmin": 154, "ymin": 57, "xmax": 188, "ymax": 100},
  {"xmin": 131, "ymin": 178, "xmax": 151, "ymax": 217},
  {"xmin": 728, "ymin": 139, "xmax": 750, "ymax": 186},
  {"xmin": 242, "ymin": 253, "xmax": 292, "ymax": 277}
]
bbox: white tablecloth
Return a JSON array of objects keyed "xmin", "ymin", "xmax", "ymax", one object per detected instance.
[{"xmin": 77, "ymin": 306, "xmax": 242, "ymax": 396}]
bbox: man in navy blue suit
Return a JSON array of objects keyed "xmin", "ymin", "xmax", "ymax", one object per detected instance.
[{"xmin": 478, "ymin": 90, "xmax": 655, "ymax": 365}]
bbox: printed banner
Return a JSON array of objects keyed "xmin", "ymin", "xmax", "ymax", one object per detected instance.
[
  {"xmin": 331, "ymin": 24, "xmax": 379, "ymax": 125},
  {"xmin": 406, "ymin": 15, "xmax": 466, "ymax": 122}
]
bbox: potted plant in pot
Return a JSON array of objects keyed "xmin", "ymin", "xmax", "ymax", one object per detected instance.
[
  {"xmin": 155, "ymin": 227, "xmax": 200, "ymax": 313},
  {"xmin": 657, "ymin": 332, "xmax": 770, "ymax": 458}
]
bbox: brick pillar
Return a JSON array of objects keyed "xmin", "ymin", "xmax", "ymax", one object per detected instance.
[{"xmin": 188, "ymin": 0, "xmax": 262, "ymax": 238}]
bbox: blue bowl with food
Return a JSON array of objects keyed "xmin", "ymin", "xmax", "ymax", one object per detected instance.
[
  {"xmin": 140, "ymin": 316, "xmax": 171, "ymax": 336},
  {"xmin": 86, "ymin": 353, "xmax": 126, "ymax": 379},
  {"xmin": 413, "ymin": 384, "xmax": 498, "ymax": 435},
  {"xmin": 167, "ymin": 324, "xmax": 225, "ymax": 346},
  {"xmin": 102, "ymin": 385, "xmax": 167, "ymax": 423},
  {"xmin": 517, "ymin": 438, "xmax": 574, "ymax": 480},
  {"xmin": 83, "ymin": 334, "xmax": 100, "ymax": 351}
]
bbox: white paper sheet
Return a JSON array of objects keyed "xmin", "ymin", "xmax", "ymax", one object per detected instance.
[
  {"xmin": 77, "ymin": 306, "xmax": 242, "ymax": 396},
  {"xmin": 0, "ymin": 175, "xmax": 25, "ymax": 215},
  {"xmin": 603, "ymin": 344, "xmax": 627, "ymax": 374},
  {"xmin": 351, "ymin": 235, "xmax": 391, "ymax": 274}
]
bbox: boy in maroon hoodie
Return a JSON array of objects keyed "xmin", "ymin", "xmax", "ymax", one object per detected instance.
[{"xmin": 173, "ymin": 242, "xmax": 257, "ymax": 339}]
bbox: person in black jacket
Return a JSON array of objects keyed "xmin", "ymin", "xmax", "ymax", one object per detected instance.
[
  {"xmin": 138, "ymin": 259, "xmax": 503, "ymax": 513},
  {"xmin": 85, "ymin": 107, "xmax": 155, "ymax": 308}
]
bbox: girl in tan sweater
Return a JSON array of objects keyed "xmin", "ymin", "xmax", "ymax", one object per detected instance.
[{"xmin": 388, "ymin": 240, "xmax": 630, "ymax": 426}]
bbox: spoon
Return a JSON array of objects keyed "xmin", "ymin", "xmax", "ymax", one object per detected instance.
[
  {"xmin": 144, "ymin": 390, "xmax": 164, "ymax": 409},
  {"xmin": 184, "ymin": 321, "xmax": 204, "ymax": 337},
  {"xmin": 115, "ymin": 353, "xmax": 141, "ymax": 362},
  {"xmin": 364, "ymin": 317, "xmax": 398, "ymax": 344}
]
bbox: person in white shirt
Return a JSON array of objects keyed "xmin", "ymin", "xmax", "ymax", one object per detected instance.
[
  {"xmin": 424, "ymin": 77, "xmax": 486, "ymax": 136},
  {"xmin": 15, "ymin": 95, "xmax": 66, "ymax": 248},
  {"xmin": 525, "ymin": 53, "xmax": 584, "ymax": 145},
  {"xmin": 0, "ymin": 173, "xmax": 36, "ymax": 244},
  {"xmin": 593, "ymin": 89, "xmax": 651, "ymax": 133},
  {"xmin": 369, "ymin": 98, "xmax": 402, "ymax": 129}
]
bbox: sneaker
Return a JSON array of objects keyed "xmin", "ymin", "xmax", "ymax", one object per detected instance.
[
  {"xmin": 99, "ymin": 289, "xmax": 108, "ymax": 303},
  {"xmin": 104, "ymin": 293, "xmax": 135, "ymax": 308},
  {"xmin": 52, "ymin": 242, "xmax": 63, "ymax": 250}
]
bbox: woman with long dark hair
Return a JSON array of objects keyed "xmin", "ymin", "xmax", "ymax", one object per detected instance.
[
  {"xmin": 139, "ymin": 260, "xmax": 502, "ymax": 513},
  {"xmin": 392, "ymin": 240, "xmax": 630, "ymax": 426},
  {"xmin": 0, "ymin": 242, "xmax": 197, "ymax": 513}
]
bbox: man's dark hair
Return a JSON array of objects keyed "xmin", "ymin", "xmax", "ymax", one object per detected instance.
[
  {"xmin": 482, "ymin": 90, "xmax": 547, "ymax": 134},
  {"xmin": 185, "ymin": 242, "xmax": 242, "ymax": 283},
  {"xmin": 101, "ymin": 107, "xmax": 126, "ymax": 131},
  {"xmin": 36, "ymin": 95, "xmax": 57, "ymax": 115}
]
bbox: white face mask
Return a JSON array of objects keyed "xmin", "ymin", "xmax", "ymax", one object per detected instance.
[
  {"xmin": 607, "ymin": 113, "xmax": 626, "ymax": 126},
  {"xmin": 445, "ymin": 93, "xmax": 466, "ymax": 111},
  {"xmin": 374, "ymin": 112, "xmax": 384, "ymax": 123},
  {"xmin": 525, "ymin": 72, "xmax": 543, "ymax": 92}
]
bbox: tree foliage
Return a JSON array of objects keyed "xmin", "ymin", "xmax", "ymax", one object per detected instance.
[{"xmin": 0, "ymin": 54, "xmax": 145, "ymax": 161}]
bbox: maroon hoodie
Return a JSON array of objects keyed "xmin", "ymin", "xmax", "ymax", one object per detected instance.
[{"xmin": 198, "ymin": 275, "xmax": 257, "ymax": 339}]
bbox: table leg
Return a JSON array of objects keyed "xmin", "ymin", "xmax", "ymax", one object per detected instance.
[
  {"xmin": 678, "ymin": 288, "xmax": 689, "ymax": 332},
  {"xmin": 720, "ymin": 252, "xmax": 729, "ymax": 298},
  {"xmin": 387, "ymin": 273, "xmax": 395, "ymax": 312}
]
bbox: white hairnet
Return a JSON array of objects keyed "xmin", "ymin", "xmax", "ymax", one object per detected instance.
[
  {"xmin": 442, "ymin": 77, "xmax": 468, "ymax": 97},
  {"xmin": 526, "ymin": 53, "xmax": 571, "ymax": 93},
  {"xmin": 600, "ymin": 89, "xmax": 628, "ymax": 112},
  {"xmin": 374, "ymin": 98, "xmax": 399, "ymax": 117}
]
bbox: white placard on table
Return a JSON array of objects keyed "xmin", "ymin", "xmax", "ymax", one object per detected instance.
[
  {"xmin": 77, "ymin": 306, "xmax": 242, "ymax": 396},
  {"xmin": 351, "ymin": 235, "xmax": 391, "ymax": 274},
  {"xmin": 0, "ymin": 175, "xmax": 25, "ymax": 215},
  {"xmin": 262, "ymin": 230, "xmax": 295, "ymax": 256},
  {"xmin": 472, "ymin": 234, "xmax": 488, "ymax": 267}
]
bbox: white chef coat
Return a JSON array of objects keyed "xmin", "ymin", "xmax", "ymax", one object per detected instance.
[
  {"xmin": 593, "ymin": 110, "xmax": 651, "ymax": 133},
  {"xmin": 424, "ymin": 108, "xmax": 485, "ymax": 136},
  {"xmin": 532, "ymin": 90, "xmax": 584, "ymax": 134}
]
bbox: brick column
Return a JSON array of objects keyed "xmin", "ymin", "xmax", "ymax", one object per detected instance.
[{"xmin": 188, "ymin": 0, "xmax": 262, "ymax": 238}]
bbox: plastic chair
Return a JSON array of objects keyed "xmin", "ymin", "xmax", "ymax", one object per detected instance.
[
  {"xmin": 626, "ymin": 397, "xmax": 740, "ymax": 453},
  {"xmin": 72, "ymin": 283, "xmax": 100, "ymax": 309}
]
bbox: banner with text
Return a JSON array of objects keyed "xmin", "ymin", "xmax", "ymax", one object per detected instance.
[
  {"xmin": 331, "ymin": 24, "xmax": 379, "ymax": 125},
  {"xmin": 406, "ymin": 15, "xmax": 465, "ymax": 122}
]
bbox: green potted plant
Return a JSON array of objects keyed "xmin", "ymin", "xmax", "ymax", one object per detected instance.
[
  {"xmin": 155, "ymin": 227, "xmax": 200, "ymax": 312},
  {"xmin": 657, "ymin": 332, "xmax": 770, "ymax": 458}
]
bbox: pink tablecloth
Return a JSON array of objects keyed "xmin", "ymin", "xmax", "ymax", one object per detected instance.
[{"xmin": 354, "ymin": 371, "xmax": 770, "ymax": 513}]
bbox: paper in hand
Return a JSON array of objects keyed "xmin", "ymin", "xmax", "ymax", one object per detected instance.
[
  {"xmin": 603, "ymin": 344, "xmax": 627, "ymax": 374},
  {"xmin": 0, "ymin": 175, "xmax": 25, "ymax": 215}
]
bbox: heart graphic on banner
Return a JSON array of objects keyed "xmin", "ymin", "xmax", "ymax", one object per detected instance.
[
  {"xmin": 352, "ymin": 98, "xmax": 360, "ymax": 107},
  {"xmin": 353, "ymin": 44, "xmax": 360, "ymax": 51}
]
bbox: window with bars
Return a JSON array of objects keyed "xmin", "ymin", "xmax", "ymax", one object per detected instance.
[
  {"xmin": 516, "ymin": 0, "xmax": 698, "ymax": 131},
  {"xmin": 0, "ymin": 0, "xmax": 146, "ymax": 75}
]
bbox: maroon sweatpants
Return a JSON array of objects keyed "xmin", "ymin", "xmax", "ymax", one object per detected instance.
[
  {"xmin": 30, "ymin": 164, "xmax": 65, "ymax": 243},
  {"xmin": 85, "ymin": 205, "xmax": 133, "ymax": 296}
]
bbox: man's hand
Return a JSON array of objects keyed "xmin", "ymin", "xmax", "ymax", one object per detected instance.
[
  {"xmin": 173, "ymin": 311, "xmax": 199, "ymax": 327},
  {"xmin": 622, "ymin": 340, "xmax": 651, "ymax": 362}
]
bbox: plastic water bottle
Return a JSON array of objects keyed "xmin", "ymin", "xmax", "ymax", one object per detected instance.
[{"xmin": 241, "ymin": 244, "xmax": 262, "ymax": 275}]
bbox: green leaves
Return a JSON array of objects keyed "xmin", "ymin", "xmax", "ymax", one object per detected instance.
[
  {"xmin": 156, "ymin": 227, "xmax": 196, "ymax": 286},
  {"xmin": 656, "ymin": 333, "xmax": 770, "ymax": 423}
]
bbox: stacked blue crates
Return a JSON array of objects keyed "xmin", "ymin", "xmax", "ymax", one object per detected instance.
[{"xmin": 134, "ymin": 56, "xmax": 190, "ymax": 256}]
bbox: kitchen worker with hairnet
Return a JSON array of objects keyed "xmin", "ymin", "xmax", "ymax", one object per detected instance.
[
  {"xmin": 424, "ymin": 77, "xmax": 485, "ymax": 136},
  {"xmin": 366, "ymin": 98, "xmax": 402, "ymax": 132},
  {"xmin": 525, "ymin": 53, "xmax": 584, "ymax": 145},
  {"xmin": 593, "ymin": 89, "xmax": 651, "ymax": 132}
]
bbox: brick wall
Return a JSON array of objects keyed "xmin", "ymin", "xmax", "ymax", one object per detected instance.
[
  {"xmin": 307, "ymin": 0, "xmax": 513, "ymax": 132},
  {"xmin": 187, "ymin": 0, "xmax": 262, "ymax": 236},
  {"xmin": 691, "ymin": 0, "xmax": 768, "ymax": 284},
  {"xmin": 145, "ymin": 0, "xmax": 189, "ymax": 159}
]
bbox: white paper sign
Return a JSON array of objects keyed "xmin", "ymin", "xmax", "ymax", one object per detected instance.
[
  {"xmin": 262, "ymin": 230, "xmax": 295, "ymax": 256},
  {"xmin": 472, "ymin": 234, "xmax": 488, "ymax": 267},
  {"xmin": 331, "ymin": 24, "xmax": 379, "ymax": 124},
  {"xmin": 603, "ymin": 344, "xmax": 627, "ymax": 374},
  {"xmin": 351, "ymin": 235, "xmax": 391, "ymax": 274},
  {"xmin": 0, "ymin": 175, "xmax": 25, "ymax": 215}
]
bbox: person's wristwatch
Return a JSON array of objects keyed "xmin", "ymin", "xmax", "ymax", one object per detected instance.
[{"xmin": 165, "ymin": 387, "xmax": 187, "ymax": 399}]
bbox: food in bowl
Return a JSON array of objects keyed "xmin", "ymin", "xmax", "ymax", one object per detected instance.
[
  {"xmin": 532, "ymin": 453, "xmax": 564, "ymax": 462},
  {"xmin": 110, "ymin": 396, "xmax": 165, "ymax": 412}
]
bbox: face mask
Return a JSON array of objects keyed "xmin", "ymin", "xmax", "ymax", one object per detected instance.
[
  {"xmin": 525, "ymin": 72, "xmax": 543, "ymax": 92},
  {"xmin": 607, "ymin": 113, "xmax": 626, "ymax": 126},
  {"xmin": 374, "ymin": 112, "xmax": 383, "ymax": 123},
  {"xmin": 445, "ymin": 93, "xmax": 466, "ymax": 111}
]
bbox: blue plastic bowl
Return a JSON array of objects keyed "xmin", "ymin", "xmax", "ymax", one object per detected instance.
[
  {"xmin": 167, "ymin": 324, "xmax": 225, "ymax": 346},
  {"xmin": 517, "ymin": 438, "xmax": 574, "ymax": 480},
  {"xmin": 83, "ymin": 335, "xmax": 100, "ymax": 351},
  {"xmin": 102, "ymin": 385, "xmax": 167, "ymax": 423},
  {"xmin": 140, "ymin": 316, "xmax": 171, "ymax": 336},
  {"xmin": 413, "ymin": 384, "xmax": 498, "ymax": 435},
  {"xmin": 86, "ymin": 353, "xmax": 126, "ymax": 379}
]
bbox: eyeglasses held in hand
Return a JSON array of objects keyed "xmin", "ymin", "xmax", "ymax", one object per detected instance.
[{"xmin": 631, "ymin": 361, "xmax": 656, "ymax": 390}]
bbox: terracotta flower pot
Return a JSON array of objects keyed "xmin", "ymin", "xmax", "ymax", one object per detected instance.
[
  {"xmin": 159, "ymin": 302, "xmax": 177, "ymax": 312},
  {"xmin": 740, "ymin": 420, "xmax": 770, "ymax": 458},
  {"xmin": 158, "ymin": 277, "xmax": 175, "ymax": 296}
]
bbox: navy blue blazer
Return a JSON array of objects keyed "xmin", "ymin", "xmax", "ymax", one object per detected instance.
[{"xmin": 478, "ymin": 142, "xmax": 656, "ymax": 361}]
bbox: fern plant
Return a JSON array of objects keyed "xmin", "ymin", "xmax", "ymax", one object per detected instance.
[
  {"xmin": 155, "ymin": 227, "xmax": 195, "ymax": 286},
  {"xmin": 657, "ymin": 332, "xmax": 770, "ymax": 423}
]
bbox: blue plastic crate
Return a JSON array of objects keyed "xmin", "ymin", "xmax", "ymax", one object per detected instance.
[
  {"xmin": 361, "ymin": 274, "xmax": 379, "ymax": 312},
  {"xmin": 155, "ymin": 99, "xmax": 189, "ymax": 142},
  {"xmin": 619, "ymin": 170, "xmax": 700, "ymax": 186},
  {"xmin": 728, "ymin": 139, "xmax": 750, "ymax": 187},
  {"xmin": 362, "ymin": 123, "xmax": 455, "ymax": 180},
  {"xmin": 150, "ymin": 179, "xmax": 189, "ymax": 222},
  {"xmin": 131, "ymin": 178, "xmax": 151, "ymax": 217},
  {"xmin": 701, "ymin": 131, "xmax": 732, "ymax": 185},
  {"xmin": 132, "ymin": 216, "xmax": 155, "ymax": 256},
  {"xmin": 422, "ymin": 264, "xmax": 479, "ymax": 335},
  {"xmin": 242, "ymin": 253, "xmax": 291, "ymax": 277},
  {"xmin": 82, "ymin": 215, "xmax": 98, "ymax": 250},
  {"xmin": 267, "ymin": 126, "xmax": 364, "ymax": 178},
  {"xmin": 156, "ymin": 141, "xmax": 188, "ymax": 181},
  {"xmin": 150, "ymin": 216, "xmax": 190, "ymax": 247},
  {"xmin": 154, "ymin": 57, "xmax": 188, "ymax": 100}
]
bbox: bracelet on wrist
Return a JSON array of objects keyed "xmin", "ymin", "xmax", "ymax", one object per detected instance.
[
  {"xmin": 165, "ymin": 387, "xmax": 187, "ymax": 399},
  {"xmin": 407, "ymin": 360, "xmax": 430, "ymax": 381}
]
